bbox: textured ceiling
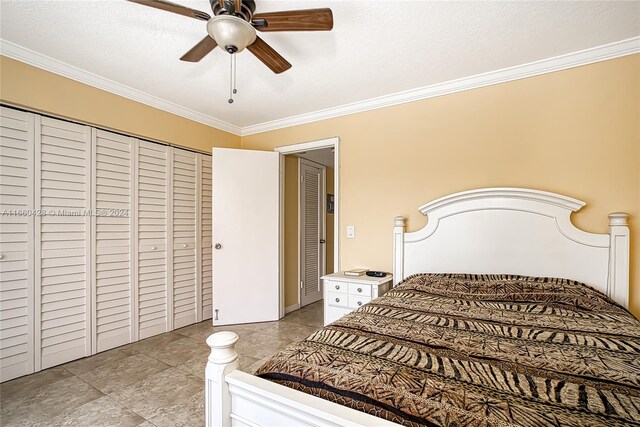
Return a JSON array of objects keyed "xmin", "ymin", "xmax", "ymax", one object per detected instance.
[{"xmin": 1, "ymin": 1, "xmax": 638, "ymax": 130}]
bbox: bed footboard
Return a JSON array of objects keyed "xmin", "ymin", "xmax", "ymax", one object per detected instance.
[
  {"xmin": 205, "ymin": 331, "xmax": 239, "ymax": 427},
  {"xmin": 205, "ymin": 331, "xmax": 398, "ymax": 427}
]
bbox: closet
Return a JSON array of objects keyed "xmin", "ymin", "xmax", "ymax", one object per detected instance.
[
  {"xmin": 37, "ymin": 116, "xmax": 92, "ymax": 370},
  {"xmin": 137, "ymin": 141, "xmax": 169, "ymax": 339},
  {"xmin": 93, "ymin": 130, "xmax": 134, "ymax": 353},
  {"xmin": 171, "ymin": 149, "xmax": 197, "ymax": 329},
  {"xmin": 200, "ymin": 155, "xmax": 213, "ymax": 321},
  {"xmin": 0, "ymin": 106, "xmax": 213, "ymax": 382},
  {"xmin": 0, "ymin": 108, "xmax": 35, "ymax": 381}
]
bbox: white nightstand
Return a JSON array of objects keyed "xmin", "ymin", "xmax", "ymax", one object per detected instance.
[{"xmin": 322, "ymin": 272, "xmax": 393, "ymax": 325}]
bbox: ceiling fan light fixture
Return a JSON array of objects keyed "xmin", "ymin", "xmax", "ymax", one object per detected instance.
[{"xmin": 206, "ymin": 15, "xmax": 256, "ymax": 54}]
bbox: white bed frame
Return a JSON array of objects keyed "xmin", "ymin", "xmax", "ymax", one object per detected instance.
[{"xmin": 205, "ymin": 187, "xmax": 630, "ymax": 427}]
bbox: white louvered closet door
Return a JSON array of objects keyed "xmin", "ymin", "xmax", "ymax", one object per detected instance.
[
  {"xmin": 172, "ymin": 148, "xmax": 198, "ymax": 329},
  {"xmin": 300, "ymin": 160, "xmax": 324, "ymax": 307},
  {"xmin": 137, "ymin": 141, "xmax": 168, "ymax": 339},
  {"xmin": 200, "ymin": 154, "xmax": 213, "ymax": 321},
  {"xmin": 0, "ymin": 107, "xmax": 35, "ymax": 382},
  {"xmin": 93, "ymin": 130, "xmax": 134, "ymax": 352},
  {"xmin": 36, "ymin": 116, "xmax": 92, "ymax": 370}
]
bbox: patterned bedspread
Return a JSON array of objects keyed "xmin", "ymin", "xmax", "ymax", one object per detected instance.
[{"xmin": 255, "ymin": 274, "xmax": 640, "ymax": 427}]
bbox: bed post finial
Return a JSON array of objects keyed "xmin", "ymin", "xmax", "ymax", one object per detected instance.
[
  {"xmin": 205, "ymin": 331, "xmax": 239, "ymax": 427},
  {"xmin": 608, "ymin": 213, "xmax": 630, "ymax": 308},
  {"xmin": 393, "ymin": 217, "xmax": 406, "ymax": 286}
]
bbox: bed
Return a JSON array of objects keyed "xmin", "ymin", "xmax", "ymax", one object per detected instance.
[{"xmin": 205, "ymin": 187, "xmax": 634, "ymax": 427}]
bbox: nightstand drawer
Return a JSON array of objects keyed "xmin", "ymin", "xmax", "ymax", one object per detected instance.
[
  {"xmin": 348, "ymin": 283, "xmax": 371, "ymax": 297},
  {"xmin": 348, "ymin": 294, "xmax": 371, "ymax": 309},
  {"xmin": 326, "ymin": 280, "xmax": 348, "ymax": 294},
  {"xmin": 327, "ymin": 291, "xmax": 348, "ymax": 308}
]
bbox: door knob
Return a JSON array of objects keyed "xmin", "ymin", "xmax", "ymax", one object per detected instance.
[
  {"xmin": 319, "ymin": 239, "xmax": 326, "ymax": 244},
  {"xmin": 214, "ymin": 243, "xmax": 222, "ymax": 250}
]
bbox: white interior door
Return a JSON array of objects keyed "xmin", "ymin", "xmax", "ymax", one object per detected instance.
[
  {"xmin": 212, "ymin": 148, "xmax": 280, "ymax": 326},
  {"xmin": 300, "ymin": 160, "xmax": 325, "ymax": 307}
]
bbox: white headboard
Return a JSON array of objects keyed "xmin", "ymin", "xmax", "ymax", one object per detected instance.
[{"xmin": 392, "ymin": 188, "xmax": 630, "ymax": 307}]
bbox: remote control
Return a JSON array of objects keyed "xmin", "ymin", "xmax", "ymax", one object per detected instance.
[{"xmin": 365, "ymin": 271, "xmax": 386, "ymax": 278}]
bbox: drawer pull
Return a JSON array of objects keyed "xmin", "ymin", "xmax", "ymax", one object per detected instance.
[
  {"xmin": 357, "ymin": 287, "xmax": 362, "ymax": 293},
  {"xmin": 335, "ymin": 285, "xmax": 340, "ymax": 290},
  {"xmin": 357, "ymin": 301, "xmax": 363, "ymax": 306},
  {"xmin": 335, "ymin": 298, "xmax": 340, "ymax": 303},
  {"xmin": 151, "ymin": 246, "xmax": 157, "ymax": 251},
  {"xmin": 183, "ymin": 244, "xmax": 187, "ymax": 248}
]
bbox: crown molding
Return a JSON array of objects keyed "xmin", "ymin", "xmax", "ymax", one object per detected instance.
[
  {"xmin": 241, "ymin": 37, "xmax": 640, "ymax": 136},
  {"xmin": 0, "ymin": 39, "xmax": 242, "ymax": 136},
  {"xmin": 2, "ymin": 37, "xmax": 638, "ymax": 138}
]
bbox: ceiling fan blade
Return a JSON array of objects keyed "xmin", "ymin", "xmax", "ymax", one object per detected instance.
[
  {"xmin": 128, "ymin": 0, "xmax": 210, "ymax": 21},
  {"xmin": 247, "ymin": 36, "xmax": 292, "ymax": 74},
  {"xmin": 252, "ymin": 8, "xmax": 333, "ymax": 32},
  {"xmin": 180, "ymin": 36, "xmax": 218, "ymax": 62}
]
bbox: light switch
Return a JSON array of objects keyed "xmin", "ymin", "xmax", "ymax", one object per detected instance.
[{"xmin": 346, "ymin": 225, "xmax": 355, "ymax": 239}]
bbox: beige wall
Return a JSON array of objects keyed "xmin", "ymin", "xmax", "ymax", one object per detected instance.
[
  {"xmin": 0, "ymin": 56, "xmax": 240, "ymax": 151},
  {"xmin": 284, "ymin": 155, "xmax": 299, "ymax": 307},
  {"xmin": 243, "ymin": 55, "xmax": 640, "ymax": 318},
  {"xmin": 3, "ymin": 55, "xmax": 638, "ymax": 317}
]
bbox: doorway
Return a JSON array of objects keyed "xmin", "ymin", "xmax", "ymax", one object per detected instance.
[{"xmin": 276, "ymin": 138, "xmax": 339, "ymax": 313}]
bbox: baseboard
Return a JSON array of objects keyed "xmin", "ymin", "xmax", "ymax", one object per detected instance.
[{"xmin": 285, "ymin": 304, "xmax": 300, "ymax": 314}]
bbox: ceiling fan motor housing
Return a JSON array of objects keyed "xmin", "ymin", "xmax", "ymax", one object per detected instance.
[{"xmin": 211, "ymin": 0, "xmax": 256, "ymax": 21}]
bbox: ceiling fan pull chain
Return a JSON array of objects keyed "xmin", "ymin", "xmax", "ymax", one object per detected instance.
[
  {"xmin": 228, "ymin": 54, "xmax": 234, "ymax": 104},
  {"xmin": 233, "ymin": 53, "xmax": 238, "ymax": 95},
  {"xmin": 228, "ymin": 53, "xmax": 238, "ymax": 104}
]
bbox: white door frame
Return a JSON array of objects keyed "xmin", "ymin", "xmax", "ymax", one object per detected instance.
[
  {"xmin": 274, "ymin": 136, "xmax": 340, "ymax": 276},
  {"xmin": 275, "ymin": 137, "xmax": 340, "ymax": 312},
  {"xmin": 299, "ymin": 158, "xmax": 326, "ymax": 307}
]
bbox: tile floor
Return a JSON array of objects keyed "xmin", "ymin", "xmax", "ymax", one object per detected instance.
[{"xmin": 0, "ymin": 301, "xmax": 324, "ymax": 427}]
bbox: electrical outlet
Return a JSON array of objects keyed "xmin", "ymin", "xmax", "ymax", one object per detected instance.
[{"xmin": 346, "ymin": 225, "xmax": 355, "ymax": 239}]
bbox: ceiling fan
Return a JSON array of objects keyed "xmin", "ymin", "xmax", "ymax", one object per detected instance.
[{"xmin": 128, "ymin": 0, "xmax": 334, "ymax": 74}]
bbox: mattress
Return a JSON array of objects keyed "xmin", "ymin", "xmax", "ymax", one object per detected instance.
[{"xmin": 255, "ymin": 273, "xmax": 640, "ymax": 427}]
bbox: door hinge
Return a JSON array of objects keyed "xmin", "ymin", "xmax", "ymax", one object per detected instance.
[
  {"xmin": 300, "ymin": 280, "xmax": 303, "ymax": 289},
  {"xmin": 301, "ymin": 175, "xmax": 304, "ymax": 183},
  {"xmin": 214, "ymin": 309, "xmax": 219, "ymax": 320}
]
